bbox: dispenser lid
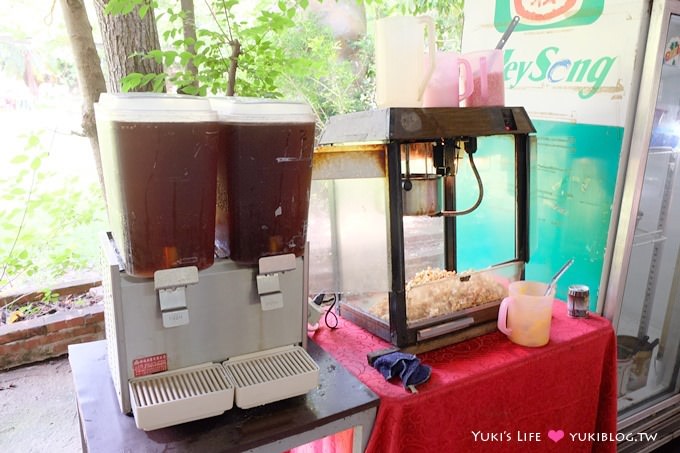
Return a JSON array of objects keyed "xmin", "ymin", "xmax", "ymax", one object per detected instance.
[
  {"xmin": 94, "ymin": 92, "xmax": 217, "ymax": 122},
  {"xmin": 209, "ymin": 96, "xmax": 315, "ymax": 123}
]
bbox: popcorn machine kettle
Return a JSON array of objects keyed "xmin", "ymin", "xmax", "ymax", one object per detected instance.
[{"xmin": 308, "ymin": 107, "xmax": 536, "ymax": 349}]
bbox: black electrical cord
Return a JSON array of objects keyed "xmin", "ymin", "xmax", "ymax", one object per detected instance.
[
  {"xmin": 323, "ymin": 294, "xmax": 338, "ymax": 329},
  {"xmin": 439, "ymin": 142, "xmax": 484, "ymax": 217},
  {"xmin": 308, "ymin": 292, "xmax": 339, "ymax": 331},
  {"xmin": 454, "ymin": 150, "xmax": 484, "ymax": 215}
]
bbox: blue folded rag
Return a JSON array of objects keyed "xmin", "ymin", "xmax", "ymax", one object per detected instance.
[{"xmin": 372, "ymin": 351, "xmax": 431, "ymax": 389}]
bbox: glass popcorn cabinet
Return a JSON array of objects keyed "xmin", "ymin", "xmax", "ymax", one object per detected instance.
[{"xmin": 308, "ymin": 107, "xmax": 536, "ymax": 349}]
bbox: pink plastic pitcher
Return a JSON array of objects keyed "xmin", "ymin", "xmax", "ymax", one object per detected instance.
[
  {"xmin": 462, "ymin": 49, "xmax": 505, "ymax": 107},
  {"xmin": 423, "ymin": 51, "xmax": 474, "ymax": 108}
]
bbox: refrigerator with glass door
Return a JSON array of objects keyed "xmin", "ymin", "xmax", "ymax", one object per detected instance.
[{"xmin": 605, "ymin": 1, "xmax": 680, "ymax": 450}]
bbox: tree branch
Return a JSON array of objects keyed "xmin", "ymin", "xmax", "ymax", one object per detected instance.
[
  {"xmin": 227, "ymin": 40, "xmax": 241, "ymax": 96},
  {"xmin": 204, "ymin": 0, "xmax": 240, "ymax": 96}
]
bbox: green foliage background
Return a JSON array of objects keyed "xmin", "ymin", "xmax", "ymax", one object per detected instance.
[
  {"xmin": 0, "ymin": 0, "xmax": 464, "ymax": 298},
  {"xmin": 0, "ymin": 132, "xmax": 107, "ymax": 298},
  {"xmin": 118, "ymin": 0, "xmax": 464, "ymax": 124}
]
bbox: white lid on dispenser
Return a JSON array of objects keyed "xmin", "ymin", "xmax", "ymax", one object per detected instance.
[
  {"xmin": 95, "ymin": 92, "xmax": 217, "ymax": 122},
  {"xmin": 209, "ymin": 96, "xmax": 315, "ymax": 123}
]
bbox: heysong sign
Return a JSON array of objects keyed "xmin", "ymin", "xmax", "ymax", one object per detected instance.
[{"xmin": 495, "ymin": 0, "xmax": 615, "ymax": 100}]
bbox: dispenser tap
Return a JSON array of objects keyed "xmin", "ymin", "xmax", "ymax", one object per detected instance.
[
  {"xmin": 257, "ymin": 254, "xmax": 296, "ymax": 311},
  {"xmin": 154, "ymin": 266, "xmax": 199, "ymax": 328}
]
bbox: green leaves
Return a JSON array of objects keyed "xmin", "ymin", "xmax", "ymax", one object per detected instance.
[
  {"xmin": 10, "ymin": 154, "xmax": 28, "ymax": 164},
  {"xmin": 121, "ymin": 72, "xmax": 166, "ymax": 92},
  {"xmin": 104, "ymin": 0, "xmax": 464, "ymax": 100},
  {"xmin": 139, "ymin": 3, "xmax": 150, "ymax": 19},
  {"xmin": 104, "ymin": 0, "xmax": 157, "ymax": 18},
  {"xmin": 114, "ymin": 0, "xmax": 322, "ymax": 97},
  {"xmin": 104, "ymin": 0, "xmax": 139, "ymax": 15},
  {"xmin": 121, "ymin": 73, "xmax": 142, "ymax": 91},
  {"xmin": 1, "ymin": 133, "xmax": 106, "ymax": 294}
]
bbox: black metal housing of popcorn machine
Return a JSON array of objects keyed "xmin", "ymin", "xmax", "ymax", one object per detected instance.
[{"xmin": 308, "ymin": 107, "xmax": 536, "ymax": 350}]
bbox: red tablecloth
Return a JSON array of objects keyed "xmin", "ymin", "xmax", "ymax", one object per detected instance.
[{"xmin": 306, "ymin": 301, "xmax": 617, "ymax": 453}]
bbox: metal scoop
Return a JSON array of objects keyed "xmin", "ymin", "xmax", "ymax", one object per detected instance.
[
  {"xmin": 483, "ymin": 16, "xmax": 520, "ymax": 79},
  {"xmin": 544, "ymin": 258, "xmax": 574, "ymax": 296},
  {"xmin": 496, "ymin": 16, "xmax": 520, "ymax": 50}
]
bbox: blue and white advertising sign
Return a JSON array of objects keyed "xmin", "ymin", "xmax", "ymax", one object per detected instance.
[{"xmin": 462, "ymin": 0, "xmax": 649, "ymax": 305}]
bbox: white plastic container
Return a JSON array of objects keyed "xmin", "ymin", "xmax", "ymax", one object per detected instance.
[
  {"xmin": 375, "ymin": 16, "xmax": 436, "ymax": 108},
  {"xmin": 94, "ymin": 93, "xmax": 219, "ymax": 277},
  {"xmin": 208, "ymin": 97, "xmax": 316, "ymax": 264},
  {"xmin": 129, "ymin": 363, "xmax": 235, "ymax": 431},
  {"xmin": 222, "ymin": 345, "xmax": 319, "ymax": 409}
]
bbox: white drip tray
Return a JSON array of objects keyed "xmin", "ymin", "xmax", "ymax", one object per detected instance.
[
  {"xmin": 129, "ymin": 363, "xmax": 234, "ymax": 431},
  {"xmin": 223, "ymin": 345, "xmax": 320, "ymax": 409}
]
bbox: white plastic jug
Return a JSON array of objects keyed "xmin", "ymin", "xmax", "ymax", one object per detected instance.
[
  {"xmin": 497, "ymin": 281, "xmax": 554, "ymax": 347},
  {"xmin": 375, "ymin": 15, "xmax": 436, "ymax": 108},
  {"xmin": 423, "ymin": 51, "xmax": 474, "ymax": 108},
  {"xmin": 462, "ymin": 49, "xmax": 505, "ymax": 107}
]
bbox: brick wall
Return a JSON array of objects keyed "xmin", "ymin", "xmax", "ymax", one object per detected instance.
[{"xmin": 0, "ymin": 304, "xmax": 105, "ymax": 370}]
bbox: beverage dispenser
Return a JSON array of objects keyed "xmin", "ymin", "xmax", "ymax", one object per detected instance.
[
  {"xmin": 210, "ymin": 97, "xmax": 316, "ymax": 263},
  {"xmin": 308, "ymin": 107, "xmax": 536, "ymax": 350},
  {"xmin": 94, "ymin": 94, "xmax": 319, "ymax": 431},
  {"xmin": 95, "ymin": 93, "xmax": 220, "ymax": 277}
]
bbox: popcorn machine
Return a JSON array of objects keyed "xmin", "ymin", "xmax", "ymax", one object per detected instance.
[{"xmin": 308, "ymin": 107, "xmax": 536, "ymax": 349}]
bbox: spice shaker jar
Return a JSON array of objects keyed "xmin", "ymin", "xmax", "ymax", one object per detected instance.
[{"xmin": 567, "ymin": 285, "xmax": 589, "ymax": 318}]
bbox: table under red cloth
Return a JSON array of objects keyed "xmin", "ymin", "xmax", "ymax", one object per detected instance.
[{"xmin": 306, "ymin": 300, "xmax": 617, "ymax": 453}]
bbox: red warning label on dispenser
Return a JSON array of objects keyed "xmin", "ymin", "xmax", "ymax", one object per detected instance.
[{"xmin": 132, "ymin": 354, "xmax": 168, "ymax": 377}]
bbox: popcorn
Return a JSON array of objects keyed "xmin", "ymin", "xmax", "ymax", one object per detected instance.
[{"xmin": 369, "ymin": 267, "xmax": 506, "ymax": 322}]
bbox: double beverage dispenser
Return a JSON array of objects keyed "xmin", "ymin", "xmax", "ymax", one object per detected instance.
[{"xmin": 94, "ymin": 93, "xmax": 319, "ymax": 430}]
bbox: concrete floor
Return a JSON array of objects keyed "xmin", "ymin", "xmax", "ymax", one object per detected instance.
[{"xmin": 0, "ymin": 355, "xmax": 81, "ymax": 453}]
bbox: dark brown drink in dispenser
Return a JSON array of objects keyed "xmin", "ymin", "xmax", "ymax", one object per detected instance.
[
  {"xmin": 111, "ymin": 122, "xmax": 218, "ymax": 276},
  {"xmin": 211, "ymin": 98, "xmax": 316, "ymax": 264},
  {"xmin": 95, "ymin": 94, "xmax": 219, "ymax": 277}
]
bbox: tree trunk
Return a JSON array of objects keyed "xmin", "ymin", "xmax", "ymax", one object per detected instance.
[
  {"xmin": 58, "ymin": 0, "xmax": 108, "ymax": 199},
  {"xmin": 180, "ymin": 0, "xmax": 198, "ymax": 93},
  {"xmin": 93, "ymin": 0, "xmax": 164, "ymax": 92}
]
